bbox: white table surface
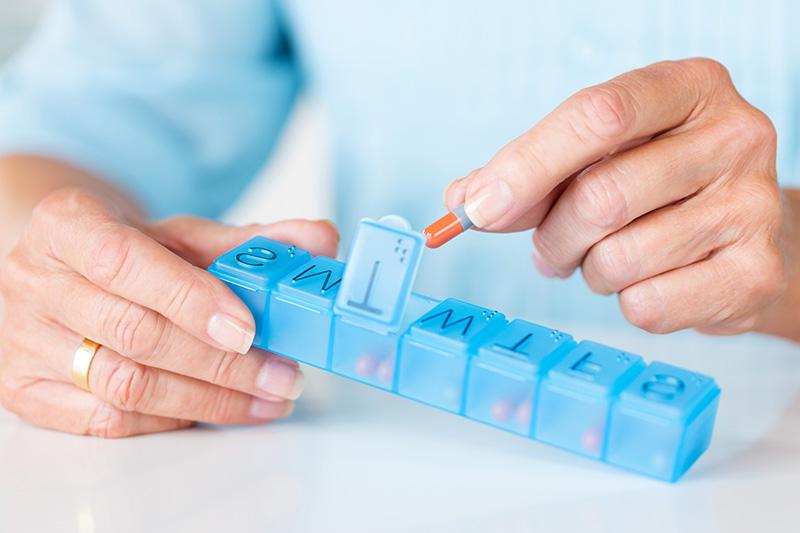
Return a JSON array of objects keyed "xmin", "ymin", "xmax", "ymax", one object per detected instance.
[{"xmin": 1, "ymin": 325, "xmax": 798, "ymax": 533}]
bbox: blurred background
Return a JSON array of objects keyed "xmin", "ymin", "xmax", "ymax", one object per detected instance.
[
  {"xmin": 0, "ymin": 1, "xmax": 47, "ymax": 61},
  {"xmin": 0, "ymin": 0, "xmax": 332, "ymax": 226}
]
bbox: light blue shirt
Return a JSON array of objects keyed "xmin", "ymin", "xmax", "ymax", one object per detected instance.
[{"xmin": 1, "ymin": 0, "xmax": 799, "ymax": 328}]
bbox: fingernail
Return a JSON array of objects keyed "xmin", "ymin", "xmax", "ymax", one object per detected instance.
[
  {"xmin": 532, "ymin": 251, "xmax": 557, "ymax": 278},
  {"xmin": 207, "ymin": 313, "xmax": 255, "ymax": 354},
  {"xmin": 464, "ymin": 180, "xmax": 514, "ymax": 228},
  {"xmin": 256, "ymin": 358, "xmax": 305, "ymax": 400},
  {"xmin": 250, "ymin": 398, "xmax": 293, "ymax": 420}
]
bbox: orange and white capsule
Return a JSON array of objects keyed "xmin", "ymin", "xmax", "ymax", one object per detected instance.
[{"xmin": 424, "ymin": 204, "xmax": 474, "ymax": 248}]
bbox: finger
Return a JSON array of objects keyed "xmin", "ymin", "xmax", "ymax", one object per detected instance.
[
  {"xmin": 618, "ymin": 245, "xmax": 783, "ymax": 334},
  {"xmin": 444, "ymin": 168, "xmax": 482, "ymax": 209},
  {"xmin": 30, "ymin": 270, "xmax": 304, "ymax": 400},
  {"xmin": 581, "ymin": 197, "xmax": 741, "ymax": 294},
  {"xmin": 11, "ymin": 320, "xmax": 294, "ymax": 424},
  {"xmin": 33, "ymin": 190, "xmax": 256, "ymax": 354},
  {"xmin": 460, "ymin": 59, "xmax": 729, "ymax": 230},
  {"xmin": 486, "ymin": 175, "xmax": 575, "ymax": 233},
  {"xmin": 147, "ymin": 217, "xmax": 341, "ymax": 267},
  {"xmin": 533, "ymin": 128, "xmax": 721, "ymax": 276},
  {"xmin": 446, "ymin": 171, "xmax": 573, "ymax": 234},
  {"xmin": 87, "ymin": 346, "xmax": 293, "ymax": 424},
  {"xmin": 3, "ymin": 379, "xmax": 191, "ymax": 438}
]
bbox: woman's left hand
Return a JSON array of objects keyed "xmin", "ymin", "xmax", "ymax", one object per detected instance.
[{"xmin": 447, "ymin": 58, "xmax": 791, "ymax": 335}]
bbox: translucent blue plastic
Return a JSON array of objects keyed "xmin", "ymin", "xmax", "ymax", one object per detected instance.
[
  {"xmin": 605, "ymin": 362, "xmax": 720, "ymax": 481},
  {"xmin": 397, "ymin": 299, "xmax": 506, "ymax": 412},
  {"xmin": 208, "ymin": 219, "xmax": 721, "ymax": 481},
  {"xmin": 465, "ymin": 320, "xmax": 575, "ymax": 436},
  {"xmin": 207, "ymin": 237, "xmax": 311, "ymax": 346},
  {"xmin": 267, "ymin": 256, "xmax": 345, "ymax": 367},
  {"xmin": 334, "ymin": 218, "xmax": 424, "ymax": 332},
  {"xmin": 535, "ymin": 341, "xmax": 646, "ymax": 458},
  {"xmin": 331, "ymin": 293, "xmax": 439, "ymax": 390}
]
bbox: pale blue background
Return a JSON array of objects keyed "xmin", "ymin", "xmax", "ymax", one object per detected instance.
[{"xmin": 1, "ymin": 0, "xmax": 798, "ymax": 329}]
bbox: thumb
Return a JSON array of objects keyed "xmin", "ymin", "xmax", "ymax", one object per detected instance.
[
  {"xmin": 443, "ymin": 163, "xmax": 566, "ymax": 234},
  {"xmin": 146, "ymin": 216, "xmax": 340, "ymax": 267}
]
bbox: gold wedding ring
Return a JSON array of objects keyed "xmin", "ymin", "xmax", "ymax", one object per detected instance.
[{"xmin": 72, "ymin": 338, "xmax": 101, "ymax": 392}]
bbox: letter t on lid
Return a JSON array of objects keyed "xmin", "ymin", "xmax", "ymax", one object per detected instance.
[{"xmin": 334, "ymin": 216, "xmax": 425, "ymax": 332}]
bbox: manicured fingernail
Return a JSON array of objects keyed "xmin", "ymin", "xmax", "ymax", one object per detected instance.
[
  {"xmin": 464, "ymin": 180, "xmax": 514, "ymax": 228},
  {"xmin": 250, "ymin": 398, "xmax": 293, "ymax": 420},
  {"xmin": 207, "ymin": 313, "xmax": 254, "ymax": 354},
  {"xmin": 532, "ymin": 251, "xmax": 557, "ymax": 278},
  {"xmin": 256, "ymin": 358, "xmax": 304, "ymax": 400}
]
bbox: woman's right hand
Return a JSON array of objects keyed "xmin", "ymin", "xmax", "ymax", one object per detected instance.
[{"xmin": 0, "ymin": 187, "xmax": 339, "ymax": 437}]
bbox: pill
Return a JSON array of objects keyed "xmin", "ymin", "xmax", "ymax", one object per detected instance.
[{"xmin": 424, "ymin": 204, "xmax": 474, "ymax": 248}]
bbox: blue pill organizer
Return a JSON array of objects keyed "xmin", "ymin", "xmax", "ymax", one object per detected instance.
[{"xmin": 209, "ymin": 217, "xmax": 720, "ymax": 481}]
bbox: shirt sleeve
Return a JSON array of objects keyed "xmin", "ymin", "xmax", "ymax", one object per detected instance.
[{"xmin": 0, "ymin": 0, "xmax": 300, "ymax": 218}]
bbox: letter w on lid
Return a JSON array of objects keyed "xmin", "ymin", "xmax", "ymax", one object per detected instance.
[
  {"xmin": 407, "ymin": 299, "xmax": 505, "ymax": 351},
  {"xmin": 397, "ymin": 299, "xmax": 505, "ymax": 412}
]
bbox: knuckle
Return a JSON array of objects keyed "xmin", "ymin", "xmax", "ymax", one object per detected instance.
[
  {"xmin": 164, "ymin": 274, "xmax": 206, "ymax": 317},
  {"xmin": 204, "ymin": 388, "xmax": 239, "ymax": 424},
  {"xmin": 31, "ymin": 188, "xmax": 83, "ymax": 223},
  {"xmin": 0, "ymin": 250, "xmax": 45, "ymax": 302},
  {"xmin": 572, "ymin": 83, "xmax": 635, "ymax": 143},
  {"xmin": 737, "ymin": 180, "xmax": 782, "ymax": 226},
  {"xmin": 619, "ymin": 284, "xmax": 666, "ymax": 333},
  {"xmin": 103, "ymin": 358, "xmax": 153, "ymax": 412},
  {"xmin": 31, "ymin": 188, "xmax": 109, "ymax": 239},
  {"xmin": 741, "ymin": 247, "xmax": 786, "ymax": 301},
  {"xmin": 571, "ymin": 167, "xmax": 629, "ymax": 231},
  {"xmin": 532, "ymin": 229, "xmax": 561, "ymax": 270},
  {"xmin": 725, "ymin": 108, "xmax": 777, "ymax": 152},
  {"xmin": 584, "ymin": 235, "xmax": 636, "ymax": 293},
  {"xmin": 106, "ymin": 300, "xmax": 165, "ymax": 360},
  {"xmin": 86, "ymin": 226, "xmax": 133, "ymax": 288},
  {"xmin": 209, "ymin": 350, "xmax": 241, "ymax": 386},
  {"xmin": 85, "ymin": 402, "xmax": 131, "ymax": 439},
  {"xmin": 503, "ymin": 142, "xmax": 553, "ymax": 184},
  {"xmin": 687, "ymin": 57, "xmax": 732, "ymax": 84}
]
